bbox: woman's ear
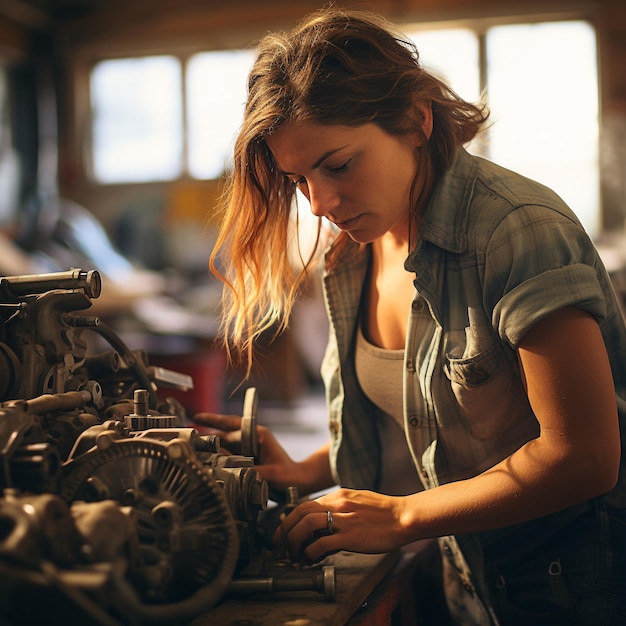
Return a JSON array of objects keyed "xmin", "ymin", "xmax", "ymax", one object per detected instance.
[{"xmin": 416, "ymin": 100, "xmax": 433, "ymax": 145}]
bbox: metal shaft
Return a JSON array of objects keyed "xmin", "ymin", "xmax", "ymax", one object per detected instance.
[{"xmin": 227, "ymin": 565, "xmax": 336, "ymax": 601}]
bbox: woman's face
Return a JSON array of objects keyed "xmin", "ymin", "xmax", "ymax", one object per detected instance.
[{"xmin": 266, "ymin": 121, "xmax": 425, "ymax": 244}]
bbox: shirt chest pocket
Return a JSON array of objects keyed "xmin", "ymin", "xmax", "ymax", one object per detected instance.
[{"xmin": 442, "ymin": 328, "xmax": 534, "ymax": 440}]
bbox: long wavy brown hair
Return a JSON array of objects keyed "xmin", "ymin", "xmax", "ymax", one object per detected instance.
[{"xmin": 209, "ymin": 7, "xmax": 488, "ymax": 369}]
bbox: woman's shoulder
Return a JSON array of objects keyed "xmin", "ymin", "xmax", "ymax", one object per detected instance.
[
  {"xmin": 469, "ymin": 153, "xmax": 580, "ymax": 230},
  {"xmin": 421, "ymin": 149, "xmax": 586, "ymax": 258}
]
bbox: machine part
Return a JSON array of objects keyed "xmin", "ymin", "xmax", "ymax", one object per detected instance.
[
  {"xmin": 124, "ymin": 389, "xmax": 178, "ymax": 430},
  {"xmin": 25, "ymin": 389, "xmax": 93, "ymax": 414},
  {"xmin": 0, "ymin": 269, "xmax": 101, "ymax": 299},
  {"xmin": 61, "ymin": 436, "xmax": 240, "ymax": 622},
  {"xmin": 0, "ymin": 399, "xmax": 62, "ymax": 494},
  {"xmin": 70, "ymin": 499, "xmax": 138, "ymax": 563},
  {"xmin": 228, "ymin": 565, "xmax": 336, "ymax": 601},
  {"xmin": 0, "ymin": 491, "xmax": 138, "ymax": 626},
  {"xmin": 0, "ymin": 290, "xmax": 94, "ymax": 401},
  {"xmin": 0, "ymin": 341, "xmax": 20, "ymax": 399},
  {"xmin": 0, "ymin": 490, "xmax": 85, "ymax": 569},
  {"xmin": 0, "ymin": 269, "xmax": 336, "ymax": 624},
  {"xmin": 241, "ymin": 386, "xmax": 259, "ymax": 459},
  {"xmin": 217, "ymin": 386, "xmax": 260, "ymax": 459},
  {"xmin": 8, "ymin": 441, "xmax": 60, "ymax": 493},
  {"xmin": 79, "ymin": 318, "xmax": 159, "ymax": 409},
  {"xmin": 149, "ymin": 366, "xmax": 194, "ymax": 391}
]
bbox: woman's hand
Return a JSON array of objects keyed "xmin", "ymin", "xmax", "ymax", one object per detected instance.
[
  {"xmin": 193, "ymin": 411, "xmax": 334, "ymax": 494},
  {"xmin": 274, "ymin": 488, "xmax": 414, "ymax": 564}
]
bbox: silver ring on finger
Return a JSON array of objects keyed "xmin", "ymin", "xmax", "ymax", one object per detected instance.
[{"xmin": 326, "ymin": 510, "xmax": 335, "ymax": 534}]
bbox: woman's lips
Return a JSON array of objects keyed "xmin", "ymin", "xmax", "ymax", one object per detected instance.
[{"xmin": 333, "ymin": 214, "xmax": 362, "ymax": 230}]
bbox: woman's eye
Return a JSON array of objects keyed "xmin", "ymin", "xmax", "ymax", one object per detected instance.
[{"xmin": 329, "ymin": 159, "xmax": 351, "ymax": 175}]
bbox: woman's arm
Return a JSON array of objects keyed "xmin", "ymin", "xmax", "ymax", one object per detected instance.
[
  {"xmin": 261, "ymin": 442, "xmax": 335, "ymax": 496},
  {"xmin": 276, "ymin": 307, "xmax": 621, "ymax": 561}
]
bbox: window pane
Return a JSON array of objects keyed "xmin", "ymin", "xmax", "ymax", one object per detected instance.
[
  {"xmin": 91, "ymin": 56, "xmax": 183, "ymax": 183},
  {"xmin": 406, "ymin": 28, "xmax": 480, "ymax": 103},
  {"xmin": 405, "ymin": 27, "xmax": 482, "ymax": 155},
  {"xmin": 486, "ymin": 21, "xmax": 599, "ymax": 236},
  {"xmin": 186, "ymin": 49, "xmax": 256, "ymax": 180}
]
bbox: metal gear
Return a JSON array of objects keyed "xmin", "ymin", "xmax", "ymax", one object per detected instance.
[{"xmin": 61, "ymin": 435, "xmax": 239, "ymax": 621}]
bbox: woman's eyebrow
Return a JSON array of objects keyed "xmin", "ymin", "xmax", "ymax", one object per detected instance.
[{"xmin": 279, "ymin": 146, "xmax": 348, "ymax": 175}]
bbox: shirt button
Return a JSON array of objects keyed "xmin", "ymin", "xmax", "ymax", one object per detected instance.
[
  {"xmin": 463, "ymin": 581, "xmax": 476, "ymax": 594},
  {"xmin": 408, "ymin": 415, "xmax": 420, "ymax": 428},
  {"xmin": 411, "ymin": 300, "xmax": 424, "ymax": 312},
  {"xmin": 406, "ymin": 358, "xmax": 415, "ymax": 371}
]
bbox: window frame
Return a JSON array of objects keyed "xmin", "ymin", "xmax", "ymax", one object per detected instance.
[
  {"xmin": 81, "ymin": 10, "xmax": 599, "ymax": 185},
  {"xmin": 59, "ymin": 7, "xmax": 610, "ymax": 253}
]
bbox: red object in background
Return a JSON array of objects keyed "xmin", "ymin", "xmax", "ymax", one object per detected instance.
[{"xmin": 151, "ymin": 348, "xmax": 227, "ymax": 419}]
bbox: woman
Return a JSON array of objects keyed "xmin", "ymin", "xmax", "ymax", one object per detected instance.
[{"xmin": 196, "ymin": 7, "xmax": 626, "ymax": 624}]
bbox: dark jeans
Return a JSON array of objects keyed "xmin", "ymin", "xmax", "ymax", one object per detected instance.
[{"xmin": 480, "ymin": 499, "xmax": 626, "ymax": 625}]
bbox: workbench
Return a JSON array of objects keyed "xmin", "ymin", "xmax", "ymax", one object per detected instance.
[{"xmin": 189, "ymin": 539, "xmax": 447, "ymax": 626}]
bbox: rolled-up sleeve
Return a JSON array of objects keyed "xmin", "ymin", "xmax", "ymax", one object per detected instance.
[
  {"xmin": 484, "ymin": 204, "xmax": 607, "ymax": 348},
  {"xmin": 494, "ymin": 264, "xmax": 607, "ymax": 347}
]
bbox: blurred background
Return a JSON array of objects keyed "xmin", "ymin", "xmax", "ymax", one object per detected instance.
[{"xmin": 0, "ymin": 0, "xmax": 625, "ymax": 433}]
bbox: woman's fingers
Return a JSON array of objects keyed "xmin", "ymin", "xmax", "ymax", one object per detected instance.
[
  {"xmin": 274, "ymin": 489, "xmax": 409, "ymax": 564},
  {"xmin": 274, "ymin": 505, "xmax": 340, "ymax": 563},
  {"xmin": 193, "ymin": 411, "xmax": 243, "ymax": 431},
  {"xmin": 192, "ymin": 412, "xmax": 246, "ymax": 454},
  {"xmin": 274, "ymin": 501, "xmax": 339, "ymax": 563}
]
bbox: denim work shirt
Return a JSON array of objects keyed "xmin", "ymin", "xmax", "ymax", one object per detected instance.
[{"xmin": 320, "ymin": 147, "xmax": 626, "ymax": 623}]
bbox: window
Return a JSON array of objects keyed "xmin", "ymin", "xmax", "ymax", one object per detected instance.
[
  {"xmin": 410, "ymin": 28, "xmax": 481, "ymax": 103},
  {"xmin": 186, "ymin": 49, "xmax": 256, "ymax": 179},
  {"xmin": 486, "ymin": 21, "xmax": 599, "ymax": 236},
  {"xmin": 88, "ymin": 19, "xmax": 600, "ymax": 235},
  {"xmin": 405, "ymin": 20, "xmax": 599, "ymax": 237},
  {"xmin": 89, "ymin": 49, "xmax": 253, "ymax": 185},
  {"xmin": 90, "ymin": 56, "xmax": 183, "ymax": 183}
]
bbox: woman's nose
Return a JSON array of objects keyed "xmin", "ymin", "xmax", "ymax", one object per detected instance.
[{"xmin": 307, "ymin": 182, "xmax": 339, "ymax": 218}]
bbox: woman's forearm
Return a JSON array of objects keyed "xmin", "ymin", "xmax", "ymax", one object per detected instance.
[
  {"xmin": 297, "ymin": 442, "xmax": 335, "ymax": 496},
  {"xmin": 401, "ymin": 433, "xmax": 618, "ymax": 542}
]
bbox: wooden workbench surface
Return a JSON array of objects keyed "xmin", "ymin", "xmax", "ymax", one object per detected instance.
[{"xmin": 189, "ymin": 550, "xmax": 400, "ymax": 626}]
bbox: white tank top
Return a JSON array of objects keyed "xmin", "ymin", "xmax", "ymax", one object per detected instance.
[{"xmin": 355, "ymin": 325, "xmax": 423, "ymax": 495}]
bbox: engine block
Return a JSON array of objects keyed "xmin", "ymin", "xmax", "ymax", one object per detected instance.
[{"xmin": 0, "ymin": 269, "xmax": 334, "ymax": 625}]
